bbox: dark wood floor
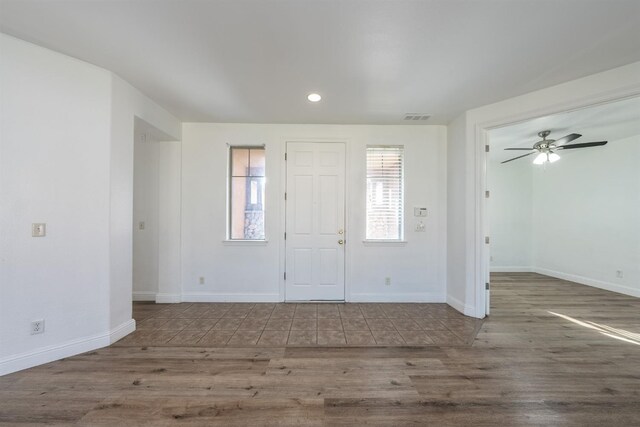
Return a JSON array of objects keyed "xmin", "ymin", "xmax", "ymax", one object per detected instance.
[{"xmin": 1, "ymin": 273, "xmax": 639, "ymax": 426}]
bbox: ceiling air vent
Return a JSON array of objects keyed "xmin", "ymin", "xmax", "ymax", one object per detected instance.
[{"xmin": 403, "ymin": 113, "xmax": 431, "ymax": 121}]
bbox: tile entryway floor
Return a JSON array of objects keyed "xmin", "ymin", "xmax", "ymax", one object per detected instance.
[{"xmin": 116, "ymin": 302, "xmax": 483, "ymax": 347}]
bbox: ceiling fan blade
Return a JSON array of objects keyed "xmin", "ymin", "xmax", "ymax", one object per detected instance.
[
  {"xmin": 504, "ymin": 148, "xmax": 535, "ymax": 150},
  {"xmin": 501, "ymin": 152, "xmax": 536, "ymax": 164},
  {"xmin": 554, "ymin": 133, "xmax": 582, "ymax": 146},
  {"xmin": 556, "ymin": 141, "xmax": 608, "ymax": 150}
]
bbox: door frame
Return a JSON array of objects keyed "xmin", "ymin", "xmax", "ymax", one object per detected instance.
[{"xmin": 278, "ymin": 138, "xmax": 351, "ymax": 302}]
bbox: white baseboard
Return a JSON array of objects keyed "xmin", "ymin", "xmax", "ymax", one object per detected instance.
[
  {"xmin": 133, "ymin": 291, "xmax": 157, "ymax": 301},
  {"xmin": 155, "ymin": 293, "xmax": 182, "ymax": 303},
  {"xmin": 446, "ymin": 294, "xmax": 477, "ymax": 317},
  {"xmin": 534, "ymin": 267, "xmax": 640, "ymax": 298},
  {"xmin": 0, "ymin": 319, "xmax": 136, "ymax": 377},
  {"xmin": 349, "ymin": 292, "xmax": 446, "ymax": 303},
  {"xmin": 490, "ymin": 266, "xmax": 533, "ymax": 273},
  {"xmin": 181, "ymin": 292, "xmax": 280, "ymax": 302},
  {"xmin": 109, "ymin": 319, "xmax": 136, "ymax": 344}
]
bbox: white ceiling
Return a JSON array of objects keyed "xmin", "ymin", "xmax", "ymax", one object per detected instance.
[
  {"xmin": 489, "ymin": 96, "xmax": 640, "ymax": 163},
  {"xmin": 1, "ymin": 0, "xmax": 639, "ymax": 125}
]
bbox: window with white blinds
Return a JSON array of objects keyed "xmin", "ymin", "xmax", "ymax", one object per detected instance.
[{"xmin": 366, "ymin": 146, "xmax": 404, "ymax": 240}]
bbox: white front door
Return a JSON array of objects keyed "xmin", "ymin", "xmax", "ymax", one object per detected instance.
[{"xmin": 285, "ymin": 142, "xmax": 346, "ymax": 301}]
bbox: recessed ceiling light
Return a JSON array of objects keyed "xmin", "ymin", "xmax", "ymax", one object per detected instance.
[{"xmin": 307, "ymin": 93, "xmax": 322, "ymax": 102}]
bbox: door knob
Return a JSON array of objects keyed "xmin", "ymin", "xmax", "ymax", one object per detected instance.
[
  {"xmin": 338, "ymin": 239, "xmax": 344, "ymax": 245},
  {"xmin": 338, "ymin": 229, "xmax": 344, "ymax": 235}
]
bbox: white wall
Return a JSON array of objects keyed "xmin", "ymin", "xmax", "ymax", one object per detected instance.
[
  {"xmin": 0, "ymin": 34, "xmax": 112, "ymax": 374},
  {"xmin": 181, "ymin": 123, "xmax": 447, "ymax": 302},
  {"xmin": 446, "ymin": 114, "xmax": 475, "ymax": 314},
  {"xmin": 157, "ymin": 141, "xmax": 182, "ymax": 303},
  {"xmin": 0, "ymin": 34, "xmax": 181, "ymax": 375},
  {"xmin": 109, "ymin": 75, "xmax": 181, "ymax": 330},
  {"xmin": 133, "ymin": 133, "xmax": 160, "ymax": 300},
  {"xmin": 488, "ymin": 158, "xmax": 533, "ymax": 271},
  {"xmin": 532, "ymin": 134, "xmax": 640, "ymax": 297}
]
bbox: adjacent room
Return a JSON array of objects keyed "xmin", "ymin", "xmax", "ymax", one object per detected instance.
[
  {"xmin": 488, "ymin": 96, "xmax": 640, "ymax": 297},
  {"xmin": 485, "ymin": 97, "xmax": 640, "ymax": 354},
  {"xmin": 1, "ymin": 0, "xmax": 639, "ymax": 425}
]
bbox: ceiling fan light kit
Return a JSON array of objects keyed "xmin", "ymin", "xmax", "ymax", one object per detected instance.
[
  {"xmin": 533, "ymin": 152, "xmax": 560, "ymax": 164},
  {"xmin": 548, "ymin": 152, "xmax": 560, "ymax": 163},
  {"xmin": 501, "ymin": 130, "xmax": 608, "ymax": 165}
]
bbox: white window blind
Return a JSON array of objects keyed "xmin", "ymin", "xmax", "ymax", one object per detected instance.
[{"xmin": 366, "ymin": 146, "xmax": 404, "ymax": 240}]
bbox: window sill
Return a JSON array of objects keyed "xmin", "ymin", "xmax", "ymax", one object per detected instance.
[
  {"xmin": 362, "ymin": 239, "xmax": 407, "ymax": 247},
  {"xmin": 223, "ymin": 239, "xmax": 269, "ymax": 246}
]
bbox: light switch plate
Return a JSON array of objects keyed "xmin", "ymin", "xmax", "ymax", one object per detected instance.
[
  {"xmin": 414, "ymin": 207, "xmax": 428, "ymax": 217},
  {"xmin": 32, "ymin": 223, "xmax": 46, "ymax": 237}
]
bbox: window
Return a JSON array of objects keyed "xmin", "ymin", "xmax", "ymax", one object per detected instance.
[
  {"xmin": 229, "ymin": 146, "xmax": 265, "ymax": 240},
  {"xmin": 366, "ymin": 146, "xmax": 404, "ymax": 240}
]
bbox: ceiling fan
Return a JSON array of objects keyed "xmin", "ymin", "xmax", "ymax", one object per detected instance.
[{"xmin": 501, "ymin": 130, "xmax": 608, "ymax": 164}]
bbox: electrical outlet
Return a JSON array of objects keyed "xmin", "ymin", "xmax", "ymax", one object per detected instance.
[
  {"xmin": 199, "ymin": 276, "xmax": 205, "ymax": 285},
  {"xmin": 385, "ymin": 277, "xmax": 391, "ymax": 286},
  {"xmin": 31, "ymin": 319, "xmax": 45, "ymax": 335},
  {"xmin": 415, "ymin": 221, "xmax": 426, "ymax": 232},
  {"xmin": 616, "ymin": 270, "xmax": 624, "ymax": 278},
  {"xmin": 138, "ymin": 221, "xmax": 145, "ymax": 230}
]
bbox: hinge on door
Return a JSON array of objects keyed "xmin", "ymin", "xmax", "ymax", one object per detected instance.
[
  {"xmin": 284, "ymin": 153, "xmax": 287, "ymax": 161},
  {"xmin": 284, "ymin": 232, "xmax": 287, "ymax": 240},
  {"xmin": 486, "ymin": 282, "xmax": 490, "ymax": 290},
  {"xmin": 284, "ymin": 192, "xmax": 287, "ymax": 201},
  {"xmin": 485, "ymin": 236, "xmax": 490, "ymax": 244},
  {"xmin": 485, "ymin": 190, "xmax": 490, "ymax": 198},
  {"xmin": 485, "ymin": 145, "xmax": 490, "ymax": 153},
  {"xmin": 284, "ymin": 272, "xmax": 287, "ymax": 280}
]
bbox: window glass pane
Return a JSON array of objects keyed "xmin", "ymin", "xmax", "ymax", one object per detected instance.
[
  {"xmin": 230, "ymin": 177, "xmax": 266, "ymax": 239},
  {"xmin": 229, "ymin": 147, "xmax": 266, "ymax": 240},
  {"xmin": 249, "ymin": 149, "xmax": 265, "ymax": 176},
  {"xmin": 231, "ymin": 148, "xmax": 249, "ymax": 176},
  {"xmin": 366, "ymin": 146, "xmax": 404, "ymax": 240},
  {"xmin": 250, "ymin": 180, "xmax": 259, "ymax": 204}
]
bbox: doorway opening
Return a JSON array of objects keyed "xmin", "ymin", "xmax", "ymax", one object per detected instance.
[
  {"xmin": 132, "ymin": 117, "xmax": 181, "ymax": 305},
  {"xmin": 485, "ymin": 96, "xmax": 640, "ymax": 315}
]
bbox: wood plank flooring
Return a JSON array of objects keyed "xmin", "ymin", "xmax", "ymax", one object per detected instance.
[{"xmin": 1, "ymin": 273, "xmax": 639, "ymax": 426}]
